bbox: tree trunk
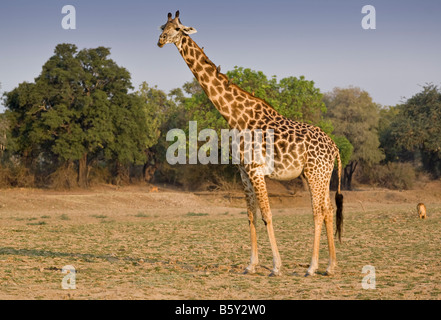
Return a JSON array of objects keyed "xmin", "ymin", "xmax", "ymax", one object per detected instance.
[
  {"xmin": 113, "ymin": 161, "xmax": 130, "ymax": 185},
  {"xmin": 143, "ymin": 163, "xmax": 157, "ymax": 183},
  {"xmin": 344, "ymin": 161, "xmax": 358, "ymax": 190},
  {"xmin": 78, "ymin": 152, "xmax": 89, "ymax": 188}
]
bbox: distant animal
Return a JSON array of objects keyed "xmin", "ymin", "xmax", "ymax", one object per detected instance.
[
  {"xmin": 149, "ymin": 186, "xmax": 159, "ymax": 193},
  {"xmin": 417, "ymin": 203, "xmax": 427, "ymax": 219}
]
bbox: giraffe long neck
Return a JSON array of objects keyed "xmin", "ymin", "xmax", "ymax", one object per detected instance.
[{"xmin": 176, "ymin": 35, "xmax": 278, "ymax": 130}]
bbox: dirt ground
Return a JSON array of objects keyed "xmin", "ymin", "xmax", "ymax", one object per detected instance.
[{"xmin": 1, "ymin": 179, "xmax": 441, "ymax": 300}]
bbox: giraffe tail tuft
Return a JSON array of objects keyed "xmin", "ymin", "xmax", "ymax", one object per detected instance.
[
  {"xmin": 335, "ymin": 151, "xmax": 343, "ymax": 243},
  {"xmin": 335, "ymin": 192, "xmax": 343, "ymax": 243}
]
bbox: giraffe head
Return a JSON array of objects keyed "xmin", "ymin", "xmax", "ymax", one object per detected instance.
[{"xmin": 158, "ymin": 11, "xmax": 197, "ymax": 48}]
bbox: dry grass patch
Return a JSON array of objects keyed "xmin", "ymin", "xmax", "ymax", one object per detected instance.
[{"xmin": 1, "ymin": 186, "xmax": 441, "ymax": 299}]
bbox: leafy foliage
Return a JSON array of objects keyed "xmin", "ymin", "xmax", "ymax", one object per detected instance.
[
  {"xmin": 3, "ymin": 43, "xmax": 437, "ymax": 190},
  {"xmin": 324, "ymin": 87, "xmax": 384, "ymax": 189},
  {"xmin": 386, "ymin": 84, "xmax": 441, "ymax": 177},
  {"xmin": 4, "ymin": 44, "xmax": 157, "ymax": 187}
]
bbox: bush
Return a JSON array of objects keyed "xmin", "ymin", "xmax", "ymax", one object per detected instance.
[
  {"xmin": 88, "ymin": 165, "xmax": 112, "ymax": 186},
  {"xmin": 49, "ymin": 163, "xmax": 78, "ymax": 189},
  {"xmin": 0, "ymin": 164, "xmax": 35, "ymax": 188},
  {"xmin": 358, "ymin": 162, "xmax": 416, "ymax": 190}
]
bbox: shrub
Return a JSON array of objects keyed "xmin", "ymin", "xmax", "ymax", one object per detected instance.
[
  {"xmin": 0, "ymin": 164, "xmax": 35, "ymax": 188},
  {"xmin": 358, "ymin": 162, "xmax": 416, "ymax": 190},
  {"xmin": 48, "ymin": 163, "xmax": 78, "ymax": 189}
]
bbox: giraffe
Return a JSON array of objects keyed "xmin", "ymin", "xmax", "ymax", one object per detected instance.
[{"xmin": 158, "ymin": 11, "xmax": 344, "ymax": 277}]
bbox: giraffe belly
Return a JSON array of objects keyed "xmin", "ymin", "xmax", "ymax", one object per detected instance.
[{"xmin": 268, "ymin": 165, "xmax": 303, "ymax": 181}]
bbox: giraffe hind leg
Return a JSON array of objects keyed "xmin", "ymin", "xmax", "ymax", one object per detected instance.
[
  {"xmin": 304, "ymin": 169, "xmax": 336, "ymax": 276},
  {"xmin": 304, "ymin": 174, "xmax": 327, "ymax": 276},
  {"xmin": 324, "ymin": 192, "xmax": 337, "ymax": 275}
]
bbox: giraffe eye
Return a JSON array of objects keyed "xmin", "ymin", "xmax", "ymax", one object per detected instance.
[{"xmin": 175, "ymin": 28, "xmax": 181, "ymax": 31}]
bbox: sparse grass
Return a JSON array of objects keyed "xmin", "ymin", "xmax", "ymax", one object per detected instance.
[
  {"xmin": 91, "ymin": 214, "xmax": 108, "ymax": 219},
  {"xmin": 186, "ymin": 212, "xmax": 209, "ymax": 217},
  {"xmin": 26, "ymin": 221, "xmax": 47, "ymax": 226},
  {"xmin": 1, "ymin": 187, "xmax": 441, "ymax": 300}
]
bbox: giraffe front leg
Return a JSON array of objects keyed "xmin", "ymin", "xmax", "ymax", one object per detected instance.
[
  {"xmin": 244, "ymin": 207, "xmax": 258, "ymax": 274},
  {"xmin": 248, "ymin": 170, "xmax": 282, "ymax": 276},
  {"xmin": 240, "ymin": 167, "xmax": 259, "ymax": 275},
  {"xmin": 264, "ymin": 213, "xmax": 282, "ymax": 276}
]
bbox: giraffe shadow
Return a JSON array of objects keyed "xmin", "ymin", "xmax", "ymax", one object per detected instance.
[
  {"xmin": 0, "ymin": 246, "xmax": 140, "ymax": 265},
  {"xmin": 0, "ymin": 246, "xmax": 241, "ymax": 273}
]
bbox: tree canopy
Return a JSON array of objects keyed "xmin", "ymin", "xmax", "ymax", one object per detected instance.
[
  {"xmin": 2, "ymin": 43, "xmax": 437, "ymax": 190},
  {"xmin": 4, "ymin": 44, "xmax": 157, "ymax": 187},
  {"xmin": 386, "ymin": 84, "xmax": 441, "ymax": 177},
  {"xmin": 323, "ymin": 87, "xmax": 384, "ymax": 189}
]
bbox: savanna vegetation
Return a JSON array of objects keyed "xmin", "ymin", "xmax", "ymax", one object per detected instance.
[{"xmin": 1, "ymin": 44, "xmax": 440, "ymax": 191}]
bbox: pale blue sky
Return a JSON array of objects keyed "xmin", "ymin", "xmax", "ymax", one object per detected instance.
[{"xmin": 1, "ymin": 0, "xmax": 440, "ymax": 111}]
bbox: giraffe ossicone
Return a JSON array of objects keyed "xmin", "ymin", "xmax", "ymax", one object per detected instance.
[{"xmin": 158, "ymin": 11, "xmax": 344, "ymax": 277}]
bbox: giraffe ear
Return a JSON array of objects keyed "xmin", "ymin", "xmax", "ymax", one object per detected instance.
[{"xmin": 182, "ymin": 26, "xmax": 197, "ymax": 35}]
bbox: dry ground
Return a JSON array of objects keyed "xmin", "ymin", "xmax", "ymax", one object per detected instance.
[{"xmin": 1, "ymin": 180, "xmax": 441, "ymax": 300}]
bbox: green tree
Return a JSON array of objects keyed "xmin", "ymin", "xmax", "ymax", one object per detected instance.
[
  {"xmin": 4, "ymin": 43, "xmax": 151, "ymax": 187},
  {"xmin": 135, "ymin": 82, "xmax": 177, "ymax": 182},
  {"xmin": 0, "ymin": 113, "xmax": 8, "ymax": 157},
  {"xmin": 388, "ymin": 84, "xmax": 441, "ymax": 177},
  {"xmin": 333, "ymin": 135, "xmax": 354, "ymax": 169},
  {"xmin": 324, "ymin": 87, "xmax": 384, "ymax": 189},
  {"xmin": 378, "ymin": 105, "xmax": 414, "ymax": 163}
]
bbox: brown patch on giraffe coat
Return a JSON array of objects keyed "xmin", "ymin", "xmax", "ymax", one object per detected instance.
[
  {"xmin": 236, "ymin": 96, "xmax": 245, "ymax": 102},
  {"xmin": 195, "ymin": 63, "xmax": 203, "ymax": 73},
  {"xmin": 212, "ymin": 78, "xmax": 221, "ymax": 87},
  {"xmin": 200, "ymin": 73, "xmax": 208, "ymax": 83},
  {"xmin": 205, "ymin": 67, "xmax": 214, "ymax": 76},
  {"xmin": 237, "ymin": 117, "xmax": 246, "ymax": 129},
  {"xmin": 231, "ymin": 106, "xmax": 241, "ymax": 119},
  {"xmin": 224, "ymin": 93, "xmax": 234, "ymax": 102},
  {"xmin": 244, "ymin": 100, "xmax": 254, "ymax": 108},
  {"xmin": 217, "ymin": 96, "xmax": 226, "ymax": 106}
]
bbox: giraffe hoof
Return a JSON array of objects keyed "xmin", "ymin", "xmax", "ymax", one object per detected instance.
[
  {"xmin": 304, "ymin": 271, "xmax": 315, "ymax": 277},
  {"xmin": 243, "ymin": 267, "xmax": 256, "ymax": 275},
  {"xmin": 269, "ymin": 270, "xmax": 281, "ymax": 277}
]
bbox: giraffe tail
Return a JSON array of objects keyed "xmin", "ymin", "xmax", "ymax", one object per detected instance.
[{"xmin": 335, "ymin": 152, "xmax": 344, "ymax": 243}]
